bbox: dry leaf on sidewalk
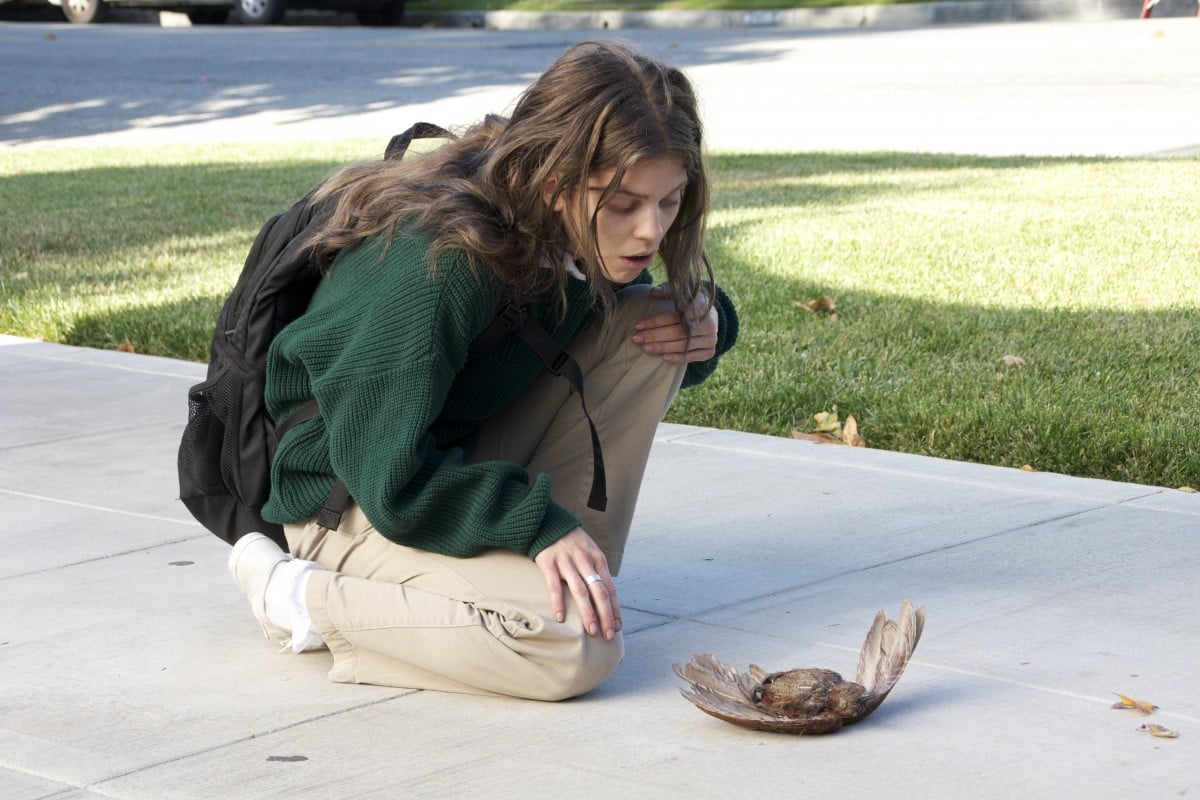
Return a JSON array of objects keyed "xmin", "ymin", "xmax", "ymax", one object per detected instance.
[
  {"xmin": 1112, "ymin": 692, "xmax": 1158, "ymax": 714},
  {"xmin": 1138, "ymin": 723, "xmax": 1179, "ymax": 739}
]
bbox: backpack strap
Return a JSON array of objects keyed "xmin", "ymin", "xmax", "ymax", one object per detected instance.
[
  {"xmin": 385, "ymin": 122, "xmax": 455, "ymax": 161},
  {"xmin": 274, "ymin": 398, "xmax": 319, "ymax": 441},
  {"xmin": 465, "ymin": 302, "xmax": 520, "ymax": 361},
  {"xmin": 316, "ymin": 480, "xmax": 352, "ymax": 531},
  {"xmin": 497, "ymin": 304, "xmax": 608, "ymax": 513},
  {"xmin": 276, "ymin": 398, "xmax": 352, "ymax": 531}
]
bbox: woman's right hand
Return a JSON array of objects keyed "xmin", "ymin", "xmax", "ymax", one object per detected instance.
[{"xmin": 534, "ymin": 527, "xmax": 621, "ymax": 641}]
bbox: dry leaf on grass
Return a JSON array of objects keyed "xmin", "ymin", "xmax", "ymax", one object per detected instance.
[
  {"xmin": 1138, "ymin": 723, "xmax": 1179, "ymax": 739},
  {"xmin": 116, "ymin": 342, "xmax": 136, "ymax": 353},
  {"xmin": 1001, "ymin": 355, "xmax": 1026, "ymax": 366},
  {"xmin": 841, "ymin": 415, "xmax": 866, "ymax": 447},
  {"xmin": 793, "ymin": 408, "xmax": 866, "ymax": 448},
  {"xmin": 812, "ymin": 410, "xmax": 841, "ymax": 434},
  {"xmin": 793, "ymin": 431, "xmax": 841, "ymax": 445},
  {"xmin": 1112, "ymin": 692, "xmax": 1158, "ymax": 714},
  {"xmin": 794, "ymin": 296, "xmax": 838, "ymax": 314}
]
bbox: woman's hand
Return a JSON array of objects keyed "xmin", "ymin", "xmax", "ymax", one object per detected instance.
[
  {"xmin": 534, "ymin": 527, "xmax": 621, "ymax": 641},
  {"xmin": 633, "ymin": 284, "xmax": 719, "ymax": 364}
]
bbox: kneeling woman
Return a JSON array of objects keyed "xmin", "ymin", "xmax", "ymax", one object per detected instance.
[{"xmin": 229, "ymin": 39, "xmax": 738, "ymax": 700}]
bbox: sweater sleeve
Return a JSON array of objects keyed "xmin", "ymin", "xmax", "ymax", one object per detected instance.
[
  {"xmin": 681, "ymin": 283, "xmax": 738, "ymax": 389},
  {"xmin": 264, "ymin": 235, "xmax": 580, "ymax": 559}
]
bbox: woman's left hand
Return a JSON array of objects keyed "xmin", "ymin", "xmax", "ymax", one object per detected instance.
[
  {"xmin": 633, "ymin": 284, "xmax": 719, "ymax": 364},
  {"xmin": 534, "ymin": 527, "xmax": 621, "ymax": 642}
]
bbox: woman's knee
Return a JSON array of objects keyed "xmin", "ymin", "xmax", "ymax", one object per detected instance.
[
  {"xmin": 533, "ymin": 632, "xmax": 625, "ymax": 701},
  {"xmin": 613, "ymin": 282, "xmax": 672, "ymax": 322}
]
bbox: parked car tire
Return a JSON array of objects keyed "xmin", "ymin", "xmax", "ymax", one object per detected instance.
[
  {"xmin": 234, "ymin": 0, "xmax": 285, "ymax": 24},
  {"xmin": 187, "ymin": 6, "xmax": 230, "ymax": 22},
  {"xmin": 355, "ymin": 0, "xmax": 404, "ymax": 26},
  {"xmin": 60, "ymin": 0, "xmax": 107, "ymax": 23}
]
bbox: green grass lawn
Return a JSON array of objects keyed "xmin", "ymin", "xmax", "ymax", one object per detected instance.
[{"xmin": 2, "ymin": 143, "xmax": 1198, "ymax": 490}]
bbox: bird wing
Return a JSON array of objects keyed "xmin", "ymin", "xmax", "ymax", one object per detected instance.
[
  {"xmin": 673, "ymin": 654, "xmax": 845, "ymax": 734},
  {"xmin": 851, "ymin": 599, "xmax": 925, "ymax": 721},
  {"xmin": 673, "ymin": 653, "xmax": 758, "ymax": 705}
]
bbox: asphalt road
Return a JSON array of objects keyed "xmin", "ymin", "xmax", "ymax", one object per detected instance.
[{"xmin": 2, "ymin": 17, "xmax": 1199, "ymax": 156}]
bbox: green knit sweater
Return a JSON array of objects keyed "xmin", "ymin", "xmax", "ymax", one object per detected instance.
[{"xmin": 261, "ymin": 225, "xmax": 737, "ymax": 560}]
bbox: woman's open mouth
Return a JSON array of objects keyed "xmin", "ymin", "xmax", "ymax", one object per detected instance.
[{"xmin": 622, "ymin": 253, "xmax": 654, "ymax": 269}]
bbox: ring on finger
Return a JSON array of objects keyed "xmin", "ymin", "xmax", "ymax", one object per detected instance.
[{"xmin": 584, "ymin": 573, "xmax": 603, "ymax": 586}]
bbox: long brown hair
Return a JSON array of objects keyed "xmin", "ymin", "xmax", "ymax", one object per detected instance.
[{"xmin": 307, "ymin": 39, "xmax": 713, "ymax": 320}]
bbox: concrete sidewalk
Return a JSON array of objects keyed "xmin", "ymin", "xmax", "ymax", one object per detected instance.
[{"xmin": 2, "ymin": 333, "xmax": 1197, "ymax": 798}]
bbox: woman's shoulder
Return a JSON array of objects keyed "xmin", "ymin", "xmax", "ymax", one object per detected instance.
[{"xmin": 322, "ymin": 224, "xmax": 500, "ymax": 297}]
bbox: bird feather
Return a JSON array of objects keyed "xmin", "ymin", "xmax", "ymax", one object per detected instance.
[{"xmin": 852, "ymin": 599, "xmax": 924, "ymax": 719}]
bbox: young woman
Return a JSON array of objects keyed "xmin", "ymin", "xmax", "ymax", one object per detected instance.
[{"xmin": 228, "ymin": 39, "xmax": 738, "ymax": 701}]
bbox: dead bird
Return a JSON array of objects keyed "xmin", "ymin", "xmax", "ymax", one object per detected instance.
[{"xmin": 674, "ymin": 599, "xmax": 926, "ymax": 734}]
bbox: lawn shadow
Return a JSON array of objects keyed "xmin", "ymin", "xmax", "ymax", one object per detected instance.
[{"xmin": 64, "ymin": 295, "xmax": 220, "ymax": 363}]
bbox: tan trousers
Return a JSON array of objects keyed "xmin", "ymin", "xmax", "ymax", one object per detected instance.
[{"xmin": 285, "ymin": 284, "xmax": 686, "ymax": 699}]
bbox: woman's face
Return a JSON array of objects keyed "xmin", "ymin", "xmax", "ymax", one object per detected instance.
[{"xmin": 563, "ymin": 154, "xmax": 688, "ymax": 285}]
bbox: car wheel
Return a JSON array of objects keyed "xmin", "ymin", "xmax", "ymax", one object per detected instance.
[
  {"xmin": 187, "ymin": 7, "xmax": 231, "ymax": 23},
  {"xmin": 355, "ymin": 0, "xmax": 404, "ymax": 26},
  {"xmin": 234, "ymin": 0, "xmax": 286, "ymax": 24},
  {"xmin": 60, "ymin": 0, "xmax": 107, "ymax": 23}
]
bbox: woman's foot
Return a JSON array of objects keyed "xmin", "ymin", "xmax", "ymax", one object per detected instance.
[{"xmin": 228, "ymin": 532, "xmax": 324, "ymax": 653}]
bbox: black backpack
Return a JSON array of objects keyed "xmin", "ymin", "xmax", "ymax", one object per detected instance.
[{"xmin": 177, "ymin": 123, "xmax": 605, "ymax": 549}]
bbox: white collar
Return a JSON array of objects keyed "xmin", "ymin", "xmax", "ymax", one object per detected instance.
[
  {"xmin": 563, "ymin": 253, "xmax": 586, "ymax": 281},
  {"xmin": 541, "ymin": 253, "xmax": 588, "ymax": 281}
]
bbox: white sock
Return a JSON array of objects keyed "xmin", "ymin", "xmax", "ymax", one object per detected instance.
[{"xmin": 264, "ymin": 557, "xmax": 324, "ymax": 653}]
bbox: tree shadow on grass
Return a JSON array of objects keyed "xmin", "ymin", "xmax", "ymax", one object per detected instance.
[
  {"xmin": 64, "ymin": 296, "xmax": 221, "ymax": 363},
  {"xmin": 673, "ymin": 251, "xmax": 1200, "ymax": 489}
]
